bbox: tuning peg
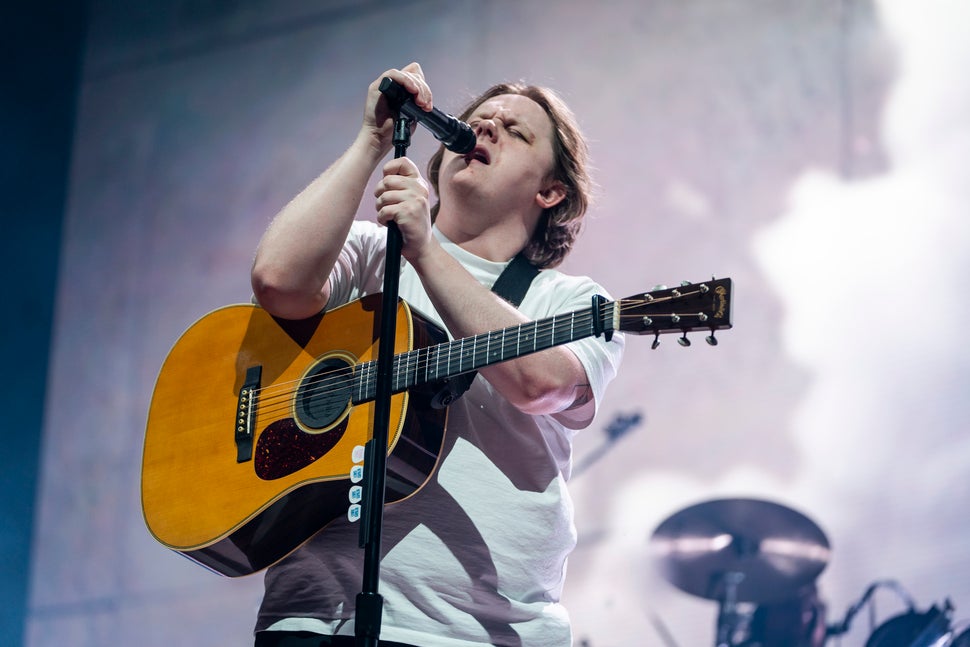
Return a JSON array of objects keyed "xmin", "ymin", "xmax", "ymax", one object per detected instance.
[
  {"xmin": 706, "ymin": 331, "xmax": 718, "ymax": 346},
  {"xmin": 652, "ymin": 331, "xmax": 661, "ymax": 349},
  {"xmin": 678, "ymin": 333, "xmax": 691, "ymax": 347}
]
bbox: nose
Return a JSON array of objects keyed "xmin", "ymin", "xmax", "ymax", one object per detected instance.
[{"xmin": 475, "ymin": 118, "xmax": 498, "ymax": 141}]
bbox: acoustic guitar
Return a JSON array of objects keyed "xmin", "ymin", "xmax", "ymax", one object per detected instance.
[{"xmin": 142, "ymin": 279, "xmax": 732, "ymax": 576}]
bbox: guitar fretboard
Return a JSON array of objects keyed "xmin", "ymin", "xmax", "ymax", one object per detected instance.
[{"xmin": 350, "ymin": 304, "xmax": 606, "ymax": 404}]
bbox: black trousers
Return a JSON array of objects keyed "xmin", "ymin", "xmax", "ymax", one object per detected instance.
[{"xmin": 254, "ymin": 630, "xmax": 418, "ymax": 647}]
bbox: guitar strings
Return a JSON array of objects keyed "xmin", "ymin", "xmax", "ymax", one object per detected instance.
[
  {"xmin": 249, "ymin": 293, "xmax": 705, "ymax": 421},
  {"xmin": 248, "ymin": 295, "xmax": 705, "ymax": 422},
  {"xmin": 249, "ymin": 305, "xmax": 602, "ymax": 421},
  {"xmin": 251, "ymin": 292, "xmax": 715, "ymax": 420}
]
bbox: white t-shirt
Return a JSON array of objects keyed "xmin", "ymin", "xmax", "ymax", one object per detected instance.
[{"xmin": 257, "ymin": 221, "xmax": 625, "ymax": 646}]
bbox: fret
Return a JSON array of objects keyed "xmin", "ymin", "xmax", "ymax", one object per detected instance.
[
  {"xmin": 401, "ymin": 350, "xmax": 415, "ymax": 390},
  {"xmin": 395, "ymin": 352, "xmax": 406, "ymax": 391},
  {"xmin": 496, "ymin": 329, "xmax": 509, "ymax": 363},
  {"xmin": 475, "ymin": 332, "xmax": 487, "ymax": 368},
  {"xmin": 353, "ymin": 363, "xmax": 361, "ymax": 402},
  {"xmin": 509, "ymin": 326, "xmax": 520, "ymax": 357},
  {"xmin": 407, "ymin": 350, "xmax": 415, "ymax": 389},
  {"xmin": 355, "ymin": 361, "xmax": 370, "ymax": 404},
  {"xmin": 367, "ymin": 361, "xmax": 375, "ymax": 400},
  {"xmin": 433, "ymin": 343, "xmax": 441, "ymax": 382}
]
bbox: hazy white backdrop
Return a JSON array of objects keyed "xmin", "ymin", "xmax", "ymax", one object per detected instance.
[{"xmin": 28, "ymin": 1, "xmax": 970, "ymax": 645}]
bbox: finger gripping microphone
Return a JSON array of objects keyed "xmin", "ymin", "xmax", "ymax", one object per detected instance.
[{"xmin": 379, "ymin": 78, "xmax": 476, "ymax": 154}]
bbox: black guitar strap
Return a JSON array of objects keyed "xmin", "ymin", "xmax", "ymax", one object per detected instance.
[
  {"xmin": 429, "ymin": 251, "xmax": 539, "ymax": 408},
  {"xmin": 489, "ymin": 250, "xmax": 541, "ymax": 308}
]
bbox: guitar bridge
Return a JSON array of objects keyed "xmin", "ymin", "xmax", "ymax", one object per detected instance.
[{"xmin": 235, "ymin": 365, "xmax": 262, "ymax": 463}]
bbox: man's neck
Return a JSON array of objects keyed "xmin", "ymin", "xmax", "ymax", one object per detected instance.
[{"xmin": 435, "ymin": 207, "xmax": 539, "ymax": 263}]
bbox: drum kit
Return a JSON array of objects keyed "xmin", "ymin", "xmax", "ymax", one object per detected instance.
[{"xmin": 649, "ymin": 498, "xmax": 966, "ymax": 646}]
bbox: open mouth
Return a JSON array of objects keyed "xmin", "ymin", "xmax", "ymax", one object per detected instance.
[{"xmin": 464, "ymin": 146, "xmax": 490, "ymax": 165}]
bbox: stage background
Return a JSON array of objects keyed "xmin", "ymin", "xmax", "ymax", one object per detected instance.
[{"xmin": 20, "ymin": 1, "xmax": 970, "ymax": 645}]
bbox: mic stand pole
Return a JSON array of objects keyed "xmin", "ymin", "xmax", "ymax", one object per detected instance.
[{"xmin": 354, "ymin": 96, "xmax": 413, "ymax": 647}]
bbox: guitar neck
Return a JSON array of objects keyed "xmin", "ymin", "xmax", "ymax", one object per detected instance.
[
  {"xmin": 347, "ymin": 277, "xmax": 734, "ymax": 405},
  {"xmin": 350, "ymin": 302, "xmax": 610, "ymax": 405}
]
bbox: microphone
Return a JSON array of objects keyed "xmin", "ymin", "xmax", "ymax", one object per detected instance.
[{"xmin": 378, "ymin": 78, "xmax": 476, "ymax": 154}]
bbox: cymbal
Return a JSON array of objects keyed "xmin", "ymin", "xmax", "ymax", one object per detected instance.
[{"xmin": 649, "ymin": 498, "xmax": 830, "ymax": 603}]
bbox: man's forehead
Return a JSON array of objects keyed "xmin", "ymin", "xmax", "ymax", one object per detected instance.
[{"xmin": 474, "ymin": 94, "xmax": 547, "ymax": 124}]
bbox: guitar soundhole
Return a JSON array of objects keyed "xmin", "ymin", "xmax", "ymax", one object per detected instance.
[{"xmin": 295, "ymin": 356, "xmax": 354, "ymax": 430}]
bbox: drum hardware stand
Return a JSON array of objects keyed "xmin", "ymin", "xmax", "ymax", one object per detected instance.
[
  {"xmin": 827, "ymin": 580, "xmax": 955, "ymax": 647},
  {"xmin": 715, "ymin": 571, "xmax": 753, "ymax": 647}
]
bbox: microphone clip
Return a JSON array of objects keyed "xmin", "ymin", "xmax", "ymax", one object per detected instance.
[{"xmin": 378, "ymin": 78, "xmax": 476, "ymax": 154}]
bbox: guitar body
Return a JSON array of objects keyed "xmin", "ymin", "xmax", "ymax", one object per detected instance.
[{"xmin": 142, "ymin": 293, "xmax": 449, "ymax": 577}]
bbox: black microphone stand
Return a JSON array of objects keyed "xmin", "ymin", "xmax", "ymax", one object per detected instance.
[{"xmin": 354, "ymin": 88, "xmax": 413, "ymax": 647}]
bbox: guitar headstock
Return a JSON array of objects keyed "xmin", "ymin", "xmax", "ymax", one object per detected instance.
[{"xmin": 616, "ymin": 278, "xmax": 733, "ymax": 346}]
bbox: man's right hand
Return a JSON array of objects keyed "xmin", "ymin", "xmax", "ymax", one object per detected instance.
[{"xmin": 361, "ymin": 62, "xmax": 435, "ymax": 154}]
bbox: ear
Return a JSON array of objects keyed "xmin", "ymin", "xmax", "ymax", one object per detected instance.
[{"xmin": 535, "ymin": 181, "xmax": 567, "ymax": 210}]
